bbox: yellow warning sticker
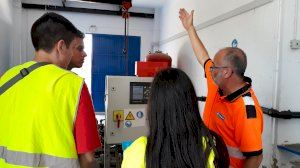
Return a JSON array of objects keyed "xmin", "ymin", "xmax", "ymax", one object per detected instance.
[{"xmin": 125, "ymin": 111, "xmax": 135, "ymax": 120}]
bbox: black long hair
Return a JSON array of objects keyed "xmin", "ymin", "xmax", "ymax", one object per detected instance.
[{"xmin": 146, "ymin": 68, "xmax": 219, "ymax": 168}]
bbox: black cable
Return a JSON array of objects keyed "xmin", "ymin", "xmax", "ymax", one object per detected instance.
[
  {"xmin": 262, "ymin": 107, "xmax": 300, "ymax": 119},
  {"xmin": 197, "ymin": 97, "xmax": 300, "ymax": 119}
]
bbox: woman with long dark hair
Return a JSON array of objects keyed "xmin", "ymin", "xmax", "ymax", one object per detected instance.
[{"xmin": 122, "ymin": 68, "xmax": 228, "ymax": 168}]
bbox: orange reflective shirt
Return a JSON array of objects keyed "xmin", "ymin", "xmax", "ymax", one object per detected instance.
[{"xmin": 203, "ymin": 59, "xmax": 263, "ymax": 168}]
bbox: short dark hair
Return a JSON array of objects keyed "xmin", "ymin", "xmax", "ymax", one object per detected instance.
[
  {"xmin": 221, "ymin": 47, "xmax": 247, "ymax": 77},
  {"xmin": 31, "ymin": 12, "xmax": 84, "ymax": 52},
  {"xmin": 146, "ymin": 68, "xmax": 220, "ymax": 168}
]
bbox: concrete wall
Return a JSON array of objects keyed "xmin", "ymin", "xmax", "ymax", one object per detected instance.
[{"xmin": 154, "ymin": 0, "xmax": 300, "ymax": 167}]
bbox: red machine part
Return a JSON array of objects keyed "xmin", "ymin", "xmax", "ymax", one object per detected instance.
[
  {"xmin": 136, "ymin": 51, "xmax": 172, "ymax": 77},
  {"xmin": 146, "ymin": 50, "xmax": 172, "ymax": 67}
]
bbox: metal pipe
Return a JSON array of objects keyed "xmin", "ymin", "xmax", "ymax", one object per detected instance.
[
  {"xmin": 271, "ymin": 0, "xmax": 284, "ymax": 164},
  {"xmin": 293, "ymin": 0, "xmax": 299, "ymax": 39}
]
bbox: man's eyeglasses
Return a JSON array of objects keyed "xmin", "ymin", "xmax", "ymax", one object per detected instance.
[{"xmin": 210, "ymin": 65, "xmax": 228, "ymax": 71}]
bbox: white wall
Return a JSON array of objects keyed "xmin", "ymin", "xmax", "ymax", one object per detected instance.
[
  {"xmin": 10, "ymin": 2, "xmax": 155, "ymax": 114},
  {"xmin": 155, "ymin": 0, "xmax": 300, "ymax": 167},
  {"xmin": 277, "ymin": 0, "xmax": 300, "ymax": 144},
  {"xmin": 0, "ymin": 0, "xmax": 13, "ymax": 76},
  {"xmin": 5, "ymin": 0, "xmax": 300, "ymax": 166},
  {"xmin": 11, "ymin": 8, "xmax": 154, "ymax": 66},
  {"xmin": 276, "ymin": 0, "xmax": 300, "ymax": 167}
]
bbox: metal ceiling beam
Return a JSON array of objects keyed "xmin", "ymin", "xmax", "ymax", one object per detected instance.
[
  {"xmin": 22, "ymin": 3, "xmax": 154, "ymax": 18},
  {"xmin": 79, "ymin": 0, "xmax": 128, "ymax": 5}
]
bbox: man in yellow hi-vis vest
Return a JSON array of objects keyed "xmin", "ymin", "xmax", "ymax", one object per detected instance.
[{"xmin": 0, "ymin": 12, "xmax": 101, "ymax": 168}]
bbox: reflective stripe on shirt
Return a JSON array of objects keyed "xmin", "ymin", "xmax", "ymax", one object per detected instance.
[{"xmin": 226, "ymin": 145, "xmax": 245, "ymax": 159}]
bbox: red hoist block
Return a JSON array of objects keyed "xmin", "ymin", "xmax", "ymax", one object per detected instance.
[
  {"xmin": 135, "ymin": 62, "xmax": 169, "ymax": 77},
  {"xmin": 135, "ymin": 51, "xmax": 172, "ymax": 77},
  {"xmin": 146, "ymin": 51, "xmax": 172, "ymax": 66}
]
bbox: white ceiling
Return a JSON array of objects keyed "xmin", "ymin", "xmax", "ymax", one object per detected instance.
[{"xmin": 131, "ymin": 0, "xmax": 166, "ymax": 8}]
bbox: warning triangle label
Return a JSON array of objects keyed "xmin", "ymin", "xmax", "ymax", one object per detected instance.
[{"xmin": 125, "ymin": 112, "xmax": 135, "ymax": 120}]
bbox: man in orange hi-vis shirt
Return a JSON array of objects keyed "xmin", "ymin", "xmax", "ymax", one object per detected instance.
[{"xmin": 179, "ymin": 9, "xmax": 263, "ymax": 168}]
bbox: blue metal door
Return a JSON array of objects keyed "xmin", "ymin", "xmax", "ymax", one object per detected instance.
[{"xmin": 92, "ymin": 34, "xmax": 141, "ymax": 112}]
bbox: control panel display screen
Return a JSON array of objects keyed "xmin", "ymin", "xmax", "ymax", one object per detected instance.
[{"xmin": 130, "ymin": 82, "xmax": 151, "ymax": 104}]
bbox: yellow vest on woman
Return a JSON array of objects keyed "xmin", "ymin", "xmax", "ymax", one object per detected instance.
[
  {"xmin": 122, "ymin": 136, "xmax": 215, "ymax": 168},
  {"xmin": 0, "ymin": 61, "xmax": 83, "ymax": 168}
]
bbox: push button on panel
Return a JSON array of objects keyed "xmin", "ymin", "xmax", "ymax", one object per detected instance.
[
  {"xmin": 125, "ymin": 121, "xmax": 132, "ymax": 128},
  {"xmin": 136, "ymin": 111, "xmax": 144, "ymax": 119}
]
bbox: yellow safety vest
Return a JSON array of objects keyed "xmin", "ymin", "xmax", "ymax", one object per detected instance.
[
  {"xmin": 0, "ymin": 61, "xmax": 84, "ymax": 168},
  {"xmin": 122, "ymin": 136, "xmax": 215, "ymax": 168}
]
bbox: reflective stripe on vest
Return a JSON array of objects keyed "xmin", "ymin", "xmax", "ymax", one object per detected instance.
[
  {"xmin": 0, "ymin": 146, "xmax": 80, "ymax": 168},
  {"xmin": 226, "ymin": 145, "xmax": 245, "ymax": 159}
]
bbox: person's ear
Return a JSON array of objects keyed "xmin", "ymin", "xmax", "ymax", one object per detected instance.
[
  {"xmin": 223, "ymin": 68, "xmax": 233, "ymax": 78},
  {"xmin": 57, "ymin": 40, "xmax": 66, "ymax": 54}
]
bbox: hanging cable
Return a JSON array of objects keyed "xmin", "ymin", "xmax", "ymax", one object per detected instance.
[
  {"xmin": 121, "ymin": 1, "xmax": 132, "ymax": 75},
  {"xmin": 123, "ymin": 16, "xmax": 129, "ymax": 75}
]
